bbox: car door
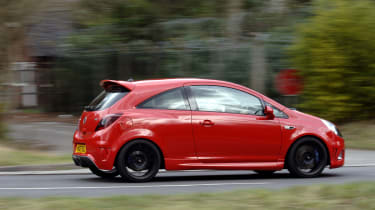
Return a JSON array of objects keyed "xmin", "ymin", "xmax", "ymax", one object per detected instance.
[
  {"xmin": 136, "ymin": 87, "xmax": 195, "ymax": 162},
  {"xmin": 187, "ymin": 85, "xmax": 282, "ymax": 163}
]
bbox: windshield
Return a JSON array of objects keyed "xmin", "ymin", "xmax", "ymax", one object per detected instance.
[{"xmin": 84, "ymin": 85, "xmax": 129, "ymax": 111}]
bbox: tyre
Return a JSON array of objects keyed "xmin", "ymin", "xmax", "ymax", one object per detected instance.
[
  {"xmin": 254, "ymin": 170, "xmax": 276, "ymax": 176},
  {"xmin": 89, "ymin": 166, "xmax": 119, "ymax": 179},
  {"xmin": 116, "ymin": 140, "xmax": 161, "ymax": 182},
  {"xmin": 286, "ymin": 137, "xmax": 328, "ymax": 178}
]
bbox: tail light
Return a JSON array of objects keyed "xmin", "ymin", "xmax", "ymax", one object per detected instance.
[{"xmin": 95, "ymin": 113, "xmax": 123, "ymax": 131}]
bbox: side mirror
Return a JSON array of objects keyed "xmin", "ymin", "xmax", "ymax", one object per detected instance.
[{"xmin": 264, "ymin": 105, "xmax": 275, "ymax": 120}]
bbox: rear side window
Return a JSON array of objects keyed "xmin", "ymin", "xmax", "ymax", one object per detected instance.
[
  {"xmin": 137, "ymin": 88, "xmax": 189, "ymax": 110},
  {"xmin": 85, "ymin": 85, "xmax": 129, "ymax": 111}
]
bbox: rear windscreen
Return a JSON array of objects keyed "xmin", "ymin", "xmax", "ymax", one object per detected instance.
[{"xmin": 84, "ymin": 85, "xmax": 129, "ymax": 111}]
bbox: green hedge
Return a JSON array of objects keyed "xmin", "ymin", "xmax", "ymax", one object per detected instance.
[
  {"xmin": 54, "ymin": 42, "xmax": 252, "ymax": 113},
  {"xmin": 289, "ymin": 0, "xmax": 375, "ymax": 122},
  {"xmin": 0, "ymin": 103, "xmax": 4, "ymax": 139}
]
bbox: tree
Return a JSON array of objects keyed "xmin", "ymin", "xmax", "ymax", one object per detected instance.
[
  {"xmin": 0, "ymin": 0, "xmax": 46, "ymax": 137},
  {"xmin": 289, "ymin": 0, "xmax": 375, "ymax": 122},
  {"xmin": 0, "ymin": 0, "xmax": 46, "ymax": 77}
]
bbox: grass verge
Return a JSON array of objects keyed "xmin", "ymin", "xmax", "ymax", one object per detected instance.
[
  {"xmin": 0, "ymin": 145, "xmax": 71, "ymax": 166},
  {"xmin": 0, "ymin": 182, "xmax": 374, "ymax": 209},
  {"xmin": 339, "ymin": 120, "xmax": 375, "ymax": 150}
]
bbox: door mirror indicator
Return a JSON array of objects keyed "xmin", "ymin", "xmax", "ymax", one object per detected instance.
[{"xmin": 264, "ymin": 105, "xmax": 275, "ymax": 120}]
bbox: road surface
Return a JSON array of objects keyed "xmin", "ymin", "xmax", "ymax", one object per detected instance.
[
  {"xmin": 0, "ymin": 166, "xmax": 374, "ymax": 197},
  {"xmin": 8, "ymin": 122, "xmax": 76, "ymax": 154}
]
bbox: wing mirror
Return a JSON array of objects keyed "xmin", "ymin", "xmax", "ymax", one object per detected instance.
[{"xmin": 264, "ymin": 105, "xmax": 275, "ymax": 120}]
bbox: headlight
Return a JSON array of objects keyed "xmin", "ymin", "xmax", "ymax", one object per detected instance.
[{"xmin": 321, "ymin": 119, "xmax": 342, "ymax": 137}]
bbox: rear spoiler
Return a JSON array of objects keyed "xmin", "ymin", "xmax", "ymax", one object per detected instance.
[{"xmin": 100, "ymin": 80, "xmax": 136, "ymax": 91}]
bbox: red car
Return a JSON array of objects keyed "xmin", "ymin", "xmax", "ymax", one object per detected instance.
[{"xmin": 73, "ymin": 78, "xmax": 345, "ymax": 182}]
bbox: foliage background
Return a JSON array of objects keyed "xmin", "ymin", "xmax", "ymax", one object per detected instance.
[
  {"xmin": 289, "ymin": 0, "xmax": 375, "ymax": 122},
  {"xmin": 2, "ymin": 0, "xmax": 375, "ymax": 123}
]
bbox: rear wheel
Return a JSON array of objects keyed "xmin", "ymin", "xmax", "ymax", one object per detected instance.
[
  {"xmin": 116, "ymin": 140, "xmax": 161, "ymax": 182},
  {"xmin": 287, "ymin": 137, "xmax": 328, "ymax": 178},
  {"xmin": 89, "ymin": 166, "xmax": 119, "ymax": 179}
]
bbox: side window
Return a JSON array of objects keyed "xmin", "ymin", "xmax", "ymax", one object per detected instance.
[
  {"xmin": 137, "ymin": 88, "xmax": 189, "ymax": 110},
  {"xmin": 265, "ymin": 102, "xmax": 288, "ymax": 118},
  {"xmin": 190, "ymin": 86, "xmax": 264, "ymax": 115}
]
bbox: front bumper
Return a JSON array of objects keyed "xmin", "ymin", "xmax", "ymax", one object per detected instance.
[{"xmin": 330, "ymin": 135, "xmax": 345, "ymax": 169}]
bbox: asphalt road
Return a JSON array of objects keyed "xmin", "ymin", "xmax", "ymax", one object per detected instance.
[
  {"xmin": 8, "ymin": 122, "xmax": 76, "ymax": 154},
  {"xmin": 0, "ymin": 166, "xmax": 374, "ymax": 197}
]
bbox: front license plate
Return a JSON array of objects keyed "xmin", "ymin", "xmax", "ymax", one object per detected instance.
[{"xmin": 75, "ymin": 144, "xmax": 86, "ymax": 154}]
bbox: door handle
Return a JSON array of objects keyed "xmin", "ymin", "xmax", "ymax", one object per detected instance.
[
  {"xmin": 200, "ymin": 120, "xmax": 214, "ymax": 126},
  {"xmin": 284, "ymin": 125, "xmax": 296, "ymax": 130}
]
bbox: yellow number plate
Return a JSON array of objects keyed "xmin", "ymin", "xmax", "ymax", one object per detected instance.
[{"xmin": 75, "ymin": 144, "xmax": 86, "ymax": 154}]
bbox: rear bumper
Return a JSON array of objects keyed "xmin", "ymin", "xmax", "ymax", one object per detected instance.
[
  {"xmin": 72, "ymin": 130, "xmax": 116, "ymax": 170},
  {"xmin": 72, "ymin": 155, "xmax": 95, "ymax": 168}
]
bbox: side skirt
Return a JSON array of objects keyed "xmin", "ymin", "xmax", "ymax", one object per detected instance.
[{"xmin": 165, "ymin": 159, "xmax": 284, "ymax": 171}]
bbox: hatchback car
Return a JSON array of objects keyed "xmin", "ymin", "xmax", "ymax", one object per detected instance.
[{"xmin": 72, "ymin": 78, "xmax": 344, "ymax": 182}]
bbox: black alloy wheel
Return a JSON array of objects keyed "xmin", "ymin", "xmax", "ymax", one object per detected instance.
[
  {"xmin": 117, "ymin": 140, "xmax": 161, "ymax": 182},
  {"xmin": 287, "ymin": 137, "xmax": 328, "ymax": 178}
]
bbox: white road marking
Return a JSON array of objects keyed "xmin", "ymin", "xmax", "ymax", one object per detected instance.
[
  {"xmin": 344, "ymin": 163, "xmax": 375, "ymax": 167},
  {"xmin": 0, "ymin": 182, "xmax": 267, "ymax": 190}
]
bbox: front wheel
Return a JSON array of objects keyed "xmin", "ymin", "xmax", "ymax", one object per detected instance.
[
  {"xmin": 116, "ymin": 140, "xmax": 161, "ymax": 182},
  {"xmin": 286, "ymin": 137, "xmax": 328, "ymax": 178},
  {"xmin": 89, "ymin": 166, "xmax": 119, "ymax": 179}
]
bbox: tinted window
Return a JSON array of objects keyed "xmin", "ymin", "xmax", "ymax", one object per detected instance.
[
  {"xmin": 265, "ymin": 102, "xmax": 288, "ymax": 118},
  {"xmin": 190, "ymin": 86, "xmax": 263, "ymax": 115},
  {"xmin": 85, "ymin": 85, "xmax": 128, "ymax": 111},
  {"xmin": 138, "ymin": 88, "xmax": 189, "ymax": 110}
]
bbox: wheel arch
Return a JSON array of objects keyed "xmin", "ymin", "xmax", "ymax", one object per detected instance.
[
  {"xmin": 114, "ymin": 138, "xmax": 166, "ymax": 170},
  {"xmin": 284, "ymin": 135, "xmax": 331, "ymax": 168}
]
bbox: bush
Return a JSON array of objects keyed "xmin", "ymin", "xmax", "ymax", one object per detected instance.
[
  {"xmin": 289, "ymin": 0, "xmax": 375, "ymax": 122},
  {"xmin": 0, "ymin": 104, "xmax": 5, "ymax": 139}
]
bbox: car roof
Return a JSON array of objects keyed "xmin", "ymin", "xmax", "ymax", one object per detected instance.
[{"xmin": 100, "ymin": 78, "xmax": 237, "ymax": 91}]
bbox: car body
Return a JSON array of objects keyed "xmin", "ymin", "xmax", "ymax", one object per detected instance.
[{"xmin": 72, "ymin": 78, "xmax": 345, "ymax": 182}]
